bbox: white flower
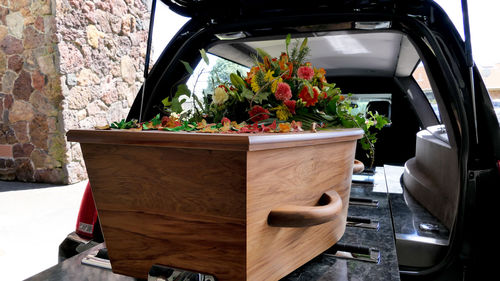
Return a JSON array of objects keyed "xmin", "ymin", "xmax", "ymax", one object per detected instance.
[{"xmin": 213, "ymin": 87, "xmax": 229, "ymax": 105}]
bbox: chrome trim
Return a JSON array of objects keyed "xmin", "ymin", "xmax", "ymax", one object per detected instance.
[
  {"xmin": 355, "ymin": 21, "xmax": 391, "ymax": 30},
  {"xmin": 215, "ymin": 31, "xmax": 247, "ymax": 40},
  {"xmin": 349, "ymin": 197, "xmax": 379, "ymax": 207},
  {"xmin": 82, "ymin": 251, "xmax": 112, "ymax": 270},
  {"xmin": 395, "ymin": 233, "xmax": 449, "ymax": 246},
  {"xmin": 325, "ymin": 248, "xmax": 380, "ymax": 264},
  {"xmin": 346, "ymin": 217, "xmax": 380, "ymax": 230}
]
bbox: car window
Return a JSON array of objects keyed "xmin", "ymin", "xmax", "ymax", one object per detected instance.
[
  {"xmin": 350, "ymin": 94, "xmax": 392, "ymax": 122},
  {"xmin": 182, "ymin": 55, "xmax": 249, "ymax": 112},
  {"xmin": 412, "ymin": 62, "xmax": 441, "ymax": 122},
  {"xmin": 150, "ymin": 1, "xmax": 190, "ymax": 64},
  {"xmin": 435, "ymin": 0, "xmax": 500, "ymax": 124}
]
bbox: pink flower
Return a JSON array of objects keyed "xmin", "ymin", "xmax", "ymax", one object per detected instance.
[
  {"xmin": 275, "ymin": 82, "xmax": 292, "ymax": 101},
  {"xmin": 297, "ymin": 66, "xmax": 314, "ymax": 80},
  {"xmin": 284, "ymin": 100, "xmax": 296, "ymax": 114}
]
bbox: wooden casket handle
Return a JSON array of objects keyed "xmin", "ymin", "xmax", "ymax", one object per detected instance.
[
  {"xmin": 353, "ymin": 159, "xmax": 365, "ymax": 174},
  {"xmin": 267, "ymin": 190, "xmax": 343, "ymax": 227}
]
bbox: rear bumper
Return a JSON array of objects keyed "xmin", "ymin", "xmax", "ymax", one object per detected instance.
[{"xmin": 58, "ymin": 231, "xmax": 99, "ymax": 262}]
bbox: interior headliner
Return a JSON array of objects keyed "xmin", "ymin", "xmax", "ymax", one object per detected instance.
[{"xmin": 208, "ymin": 30, "xmax": 421, "ymax": 78}]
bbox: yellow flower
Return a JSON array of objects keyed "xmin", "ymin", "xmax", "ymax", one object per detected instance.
[
  {"xmin": 251, "ymin": 75, "xmax": 260, "ymax": 92},
  {"xmin": 271, "ymin": 77, "xmax": 283, "ymax": 93},
  {"xmin": 264, "ymin": 70, "xmax": 275, "ymax": 82},
  {"xmin": 273, "ymin": 104, "xmax": 292, "ymax": 121}
]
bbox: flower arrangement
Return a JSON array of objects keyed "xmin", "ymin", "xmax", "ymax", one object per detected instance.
[{"xmin": 110, "ymin": 35, "xmax": 389, "ymax": 165}]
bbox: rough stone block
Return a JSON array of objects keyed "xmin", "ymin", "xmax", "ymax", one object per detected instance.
[
  {"xmin": 9, "ymin": 100, "xmax": 35, "ymax": 123},
  {"xmin": 7, "ymin": 55, "xmax": 23, "ymax": 73},
  {"xmin": 0, "ymin": 35, "xmax": 23, "ymax": 55},
  {"xmin": 30, "ymin": 114, "xmax": 49, "ymax": 149},
  {"xmin": 0, "ymin": 144, "xmax": 12, "ymax": 157},
  {"xmin": 14, "ymin": 158, "xmax": 35, "ymax": 182},
  {"xmin": 37, "ymin": 54, "xmax": 56, "ymax": 75},
  {"xmin": 5, "ymin": 11, "xmax": 23, "ymax": 39},
  {"xmin": 13, "ymin": 70, "xmax": 34, "ymax": 101},
  {"xmin": 13, "ymin": 143, "xmax": 34, "ymax": 158},
  {"xmin": 12, "ymin": 121, "xmax": 29, "ymax": 143},
  {"xmin": 35, "ymin": 168, "xmax": 66, "ymax": 184}
]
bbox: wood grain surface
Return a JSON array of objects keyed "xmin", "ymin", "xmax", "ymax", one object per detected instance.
[
  {"xmin": 70, "ymin": 129, "xmax": 362, "ymax": 280},
  {"xmin": 81, "ymin": 144, "xmax": 248, "ymax": 280},
  {"xmin": 246, "ymin": 141, "xmax": 356, "ymax": 281}
]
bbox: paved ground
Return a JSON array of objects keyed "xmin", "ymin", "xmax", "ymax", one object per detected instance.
[{"xmin": 0, "ymin": 180, "xmax": 86, "ymax": 281}]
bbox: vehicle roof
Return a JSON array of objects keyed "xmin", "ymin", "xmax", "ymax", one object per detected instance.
[{"xmin": 208, "ymin": 30, "xmax": 420, "ymax": 77}]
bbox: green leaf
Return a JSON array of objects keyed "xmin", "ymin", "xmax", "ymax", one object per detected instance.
[
  {"xmin": 326, "ymin": 100, "xmax": 337, "ymax": 115},
  {"xmin": 285, "ymin": 33, "xmax": 291, "ymax": 54},
  {"xmin": 323, "ymin": 82, "xmax": 336, "ymax": 88},
  {"xmin": 256, "ymin": 48, "xmax": 272, "ymax": 59},
  {"xmin": 175, "ymin": 84, "xmax": 191, "ymax": 98},
  {"xmin": 200, "ymin": 49, "xmax": 209, "ymax": 65},
  {"xmin": 299, "ymin": 37, "xmax": 308, "ymax": 52},
  {"xmin": 375, "ymin": 114, "xmax": 389, "ymax": 129},
  {"xmin": 253, "ymin": 91, "xmax": 271, "ymax": 104},
  {"xmin": 193, "ymin": 94, "xmax": 204, "ymax": 110},
  {"xmin": 241, "ymin": 88, "xmax": 254, "ymax": 99},
  {"xmin": 171, "ymin": 98, "xmax": 183, "ymax": 113},
  {"xmin": 151, "ymin": 114, "xmax": 162, "ymax": 126},
  {"xmin": 161, "ymin": 97, "xmax": 172, "ymax": 107},
  {"xmin": 180, "ymin": 60, "xmax": 193, "ymax": 74}
]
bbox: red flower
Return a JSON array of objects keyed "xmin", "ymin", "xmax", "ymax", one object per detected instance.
[
  {"xmin": 284, "ymin": 100, "xmax": 296, "ymax": 114},
  {"xmin": 221, "ymin": 117, "xmax": 231, "ymax": 124},
  {"xmin": 248, "ymin": 105, "xmax": 270, "ymax": 122},
  {"xmin": 275, "ymin": 82, "xmax": 292, "ymax": 101},
  {"xmin": 297, "ymin": 66, "xmax": 314, "ymax": 80},
  {"xmin": 299, "ymin": 86, "xmax": 319, "ymax": 107}
]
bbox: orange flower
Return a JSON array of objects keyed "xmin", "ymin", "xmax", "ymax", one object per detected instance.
[
  {"xmin": 279, "ymin": 53, "xmax": 289, "ymax": 70},
  {"xmin": 246, "ymin": 66, "xmax": 260, "ymax": 84},
  {"xmin": 279, "ymin": 123, "xmax": 291, "ymax": 133},
  {"xmin": 263, "ymin": 56, "xmax": 271, "ymax": 70},
  {"xmin": 299, "ymin": 86, "xmax": 319, "ymax": 107}
]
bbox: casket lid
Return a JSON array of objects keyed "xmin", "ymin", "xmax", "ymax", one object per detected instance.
[{"xmin": 67, "ymin": 128, "xmax": 363, "ymax": 151}]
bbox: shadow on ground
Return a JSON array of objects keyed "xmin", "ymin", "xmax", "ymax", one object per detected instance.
[{"xmin": 0, "ymin": 181, "xmax": 64, "ymax": 192}]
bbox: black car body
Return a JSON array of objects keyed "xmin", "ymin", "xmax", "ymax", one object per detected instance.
[{"xmin": 60, "ymin": 0, "xmax": 500, "ymax": 280}]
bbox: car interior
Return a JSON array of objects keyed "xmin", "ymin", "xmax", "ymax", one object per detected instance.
[{"xmin": 165, "ymin": 28, "xmax": 461, "ymax": 277}]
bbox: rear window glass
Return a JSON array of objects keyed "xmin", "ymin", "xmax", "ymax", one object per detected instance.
[
  {"xmin": 151, "ymin": 2, "xmax": 190, "ymax": 64},
  {"xmin": 350, "ymin": 94, "xmax": 392, "ymax": 122},
  {"xmin": 435, "ymin": 0, "xmax": 500, "ymax": 123},
  {"xmin": 182, "ymin": 55, "xmax": 249, "ymax": 111}
]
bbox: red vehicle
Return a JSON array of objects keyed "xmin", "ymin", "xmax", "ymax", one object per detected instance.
[{"xmin": 58, "ymin": 181, "xmax": 103, "ymax": 261}]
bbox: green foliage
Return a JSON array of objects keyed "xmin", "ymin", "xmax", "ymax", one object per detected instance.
[
  {"xmin": 111, "ymin": 119, "xmax": 138, "ymax": 129},
  {"xmin": 180, "ymin": 60, "xmax": 193, "ymax": 74},
  {"xmin": 200, "ymin": 49, "xmax": 209, "ymax": 65}
]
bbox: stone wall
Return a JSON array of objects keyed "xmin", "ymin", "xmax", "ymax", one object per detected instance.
[{"xmin": 0, "ymin": 0, "xmax": 148, "ymax": 184}]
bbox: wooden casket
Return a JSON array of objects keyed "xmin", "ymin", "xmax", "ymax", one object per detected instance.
[{"xmin": 67, "ymin": 128, "xmax": 363, "ymax": 281}]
